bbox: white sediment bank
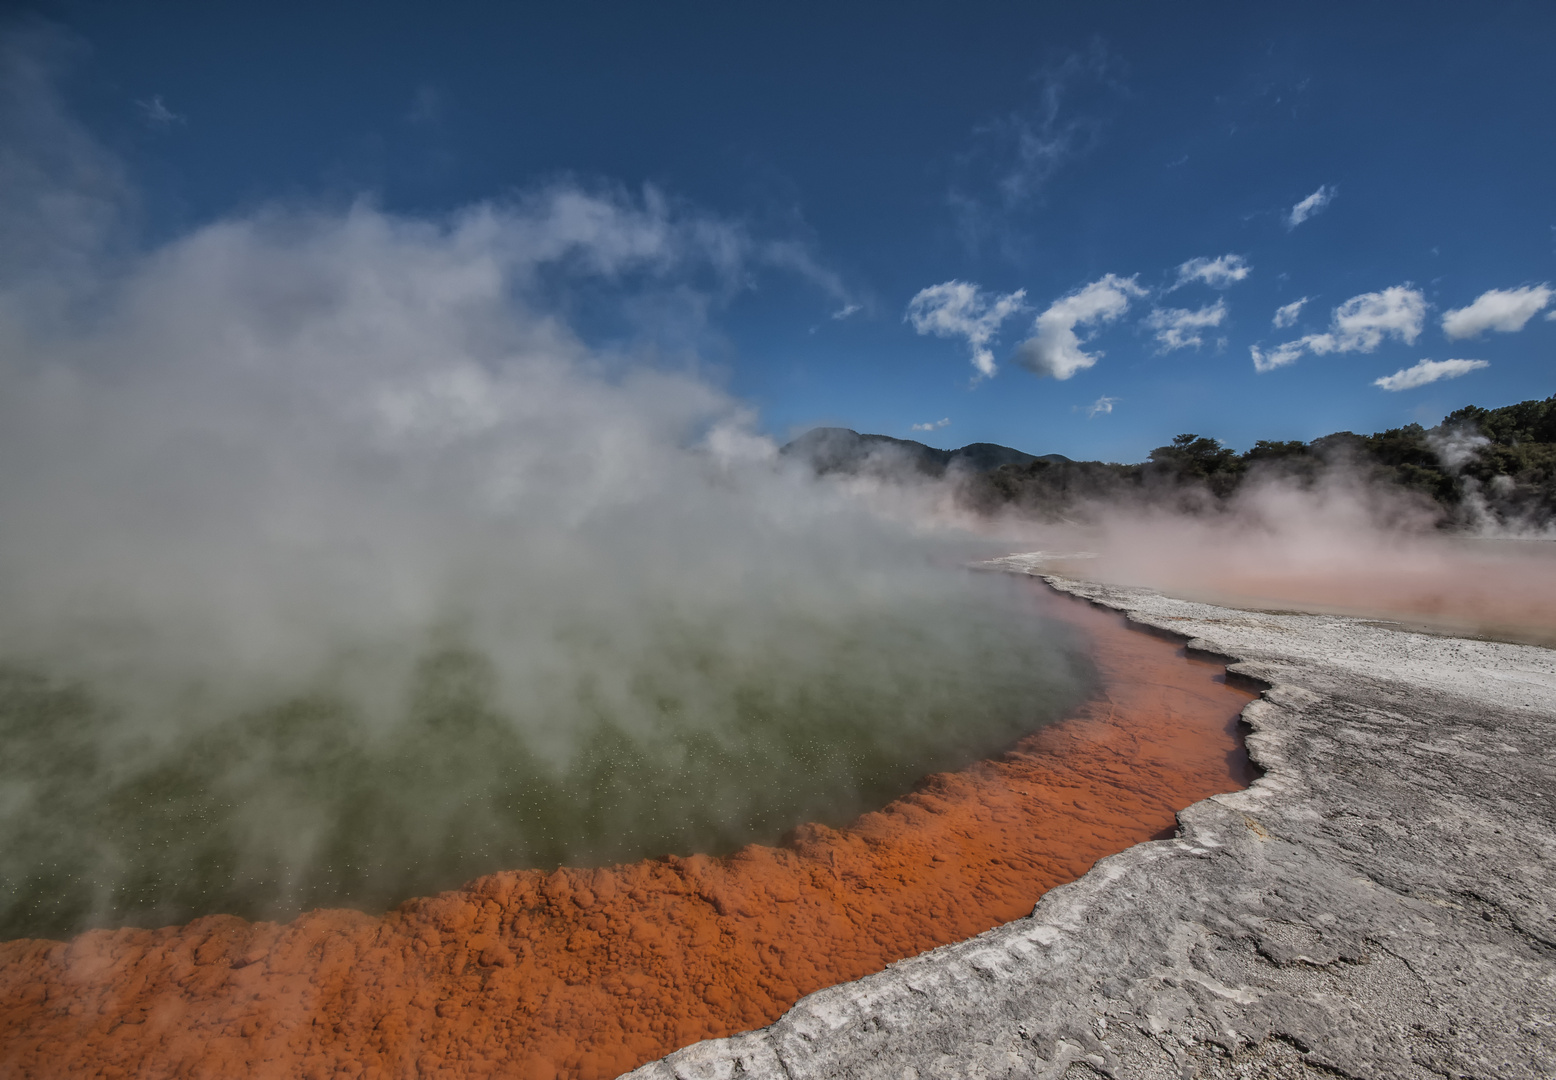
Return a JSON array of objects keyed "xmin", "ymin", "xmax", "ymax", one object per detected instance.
[{"xmin": 626, "ymin": 562, "xmax": 1556, "ymax": 1079}]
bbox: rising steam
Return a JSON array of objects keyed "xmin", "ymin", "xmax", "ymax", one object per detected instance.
[{"xmin": 0, "ymin": 33, "xmax": 1089, "ymax": 939}]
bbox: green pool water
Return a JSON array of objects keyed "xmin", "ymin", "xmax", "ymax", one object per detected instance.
[{"xmin": 0, "ymin": 578, "xmax": 1092, "ymax": 941}]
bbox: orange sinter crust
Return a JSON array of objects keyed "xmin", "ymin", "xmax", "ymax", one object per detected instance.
[{"xmin": 0, "ymin": 586, "xmax": 1257, "ymax": 1080}]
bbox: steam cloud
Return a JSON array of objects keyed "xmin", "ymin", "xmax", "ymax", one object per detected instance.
[{"xmin": 0, "ymin": 37, "xmax": 1088, "ymax": 938}]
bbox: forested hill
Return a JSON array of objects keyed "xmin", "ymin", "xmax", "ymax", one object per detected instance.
[
  {"xmin": 782, "ymin": 395, "xmax": 1556, "ymax": 530},
  {"xmin": 779, "ymin": 427, "xmax": 1072, "ymax": 477}
]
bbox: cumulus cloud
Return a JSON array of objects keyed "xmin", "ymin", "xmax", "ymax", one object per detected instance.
[
  {"xmin": 1286, "ymin": 184, "xmax": 1336, "ymax": 228},
  {"xmin": 910, "ymin": 417, "xmax": 950, "ymax": 432},
  {"xmin": 905, "ymin": 280, "xmax": 1027, "ymax": 379},
  {"xmin": 1144, "ymin": 299, "xmax": 1227, "ymax": 352},
  {"xmin": 1251, "ymin": 285, "xmax": 1426, "ymax": 372},
  {"xmin": 1173, "ymin": 254, "xmax": 1250, "ymax": 289},
  {"xmin": 1441, "ymin": 284, "xmax": 1553, "ymax": 339},
  {"xmin": 1305, "ymin": 286, "xmax": 1426, "ymax": 353},
  {"xmin": 1373, "ymin": 358, "xmax": 1489, "ymax": 391},
  {"xmin": 1272, "ymin": 297, "xmax": 1308, "ymax": 329},
  {"xmin": 1249, "ymin": 341, "xmax": 1306, "ymax": 373},
  {"xmin": 1078, "ymin": 395, "xmax": 1118, "ymax": 418},
  {"xmin": 1012, "ymin": 273, "xmax": 1144, "ymax": 380}
]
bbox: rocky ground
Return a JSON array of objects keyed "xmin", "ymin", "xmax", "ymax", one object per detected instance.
[{"xmin": 628, "ymin": 565, "xmax": 1556, "ymax": 1080}]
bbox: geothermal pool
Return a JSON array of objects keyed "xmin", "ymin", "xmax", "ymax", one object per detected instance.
[
  {"xmin": 0, "ymin": 574, "xmax": 1091, "ymax": 942},
  {"xmin": 0, "ymin": 583, "xmax": 1257, "ymax": 1080}
]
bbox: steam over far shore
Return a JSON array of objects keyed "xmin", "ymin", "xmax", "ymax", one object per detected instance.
[{"xmin": 784, "ymin": 421, "xmax": 1556, "ymax": 647}]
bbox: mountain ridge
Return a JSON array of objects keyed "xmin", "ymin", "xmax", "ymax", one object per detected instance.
[{"xmin": 779, "ymin": 427, "xmax": 1071, "ymax": 479}]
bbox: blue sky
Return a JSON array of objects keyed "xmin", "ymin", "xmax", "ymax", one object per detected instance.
[{"xmin": 17, "ymin": 0, "xmax": 1556, "ymax": 461}]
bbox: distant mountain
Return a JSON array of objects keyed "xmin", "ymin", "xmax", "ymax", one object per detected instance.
[
  {"xmin": 781, "ymin": 427, "xmax": 1069, "ymax": 478},
  {"xmin": 954, "ymin": 441, "xmax": 1072, "ymax": 471}
]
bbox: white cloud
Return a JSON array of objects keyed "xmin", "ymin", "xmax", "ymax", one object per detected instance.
[
  {"xmin": 1374, "ymin": 358, "xmax": 1489, "ymax": 392},
  {"xmin": 1255, "ymin": 285, "xmax": 1427, "ymax": 371},
  {"xmin": 1173, "ymin": 254, "xmax": 1250, "ymax": 289},
  {"xmin": 1305, "ymin": 285, "xmax": 1426, "ymax": 353},
  {"xmin": 1441, "ymin": 284, "xmax": 1553, "ymax": 339},
  {"xmin": 1249, "ymin": 341, "xmax": 1306, "ymax": 373},
  {"xmin": 1272, "ymin": 297, "xmax": 1309, "ymax": 329},
  {"xmin": 831, "ymin": 303, "xmax": 862, "ymax": 321},
  {"xmin": 1079, "ymin": 395, "xmax": 1118, "ymax": 418},
  {"xmin": 1012, "ymin": 274, "xmax": 1144, "ymax": 380},
  {"xmin": 1144, "ymin": 299, "xmax": 1227, "ymax": 352},
  {"xmin": 135, "ymin": 94, "xmax": 185, "ymax": 127},
  {"xmin": 905, "ymin": 280, "xmax": 1027, "ymax": 379},
  {"xmin": 911, "ymin": 417, "xmax": 950, "ymax": 432},
  {"xmin": 1286, "ymin": 184, "xmax": 1336, "ymax": 228}
]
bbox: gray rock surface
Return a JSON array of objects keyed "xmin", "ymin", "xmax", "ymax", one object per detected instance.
[{"xmin": 623, "ymin": 570, "xmax": 1556, "ymax": 1079}]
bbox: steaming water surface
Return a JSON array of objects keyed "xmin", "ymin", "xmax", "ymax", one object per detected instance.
[
  {"xmin": 0, "ymin": 111, "xmax": 1101, "ymax": 943},
  {"xmin": 0, "ymin": 576, "xmax": 1091, "ymax": 941}
]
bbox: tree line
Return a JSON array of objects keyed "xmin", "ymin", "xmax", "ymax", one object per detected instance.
[{"xmin": 964, "ymin": 395, "xmax": 1556, "ymax": 529}]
